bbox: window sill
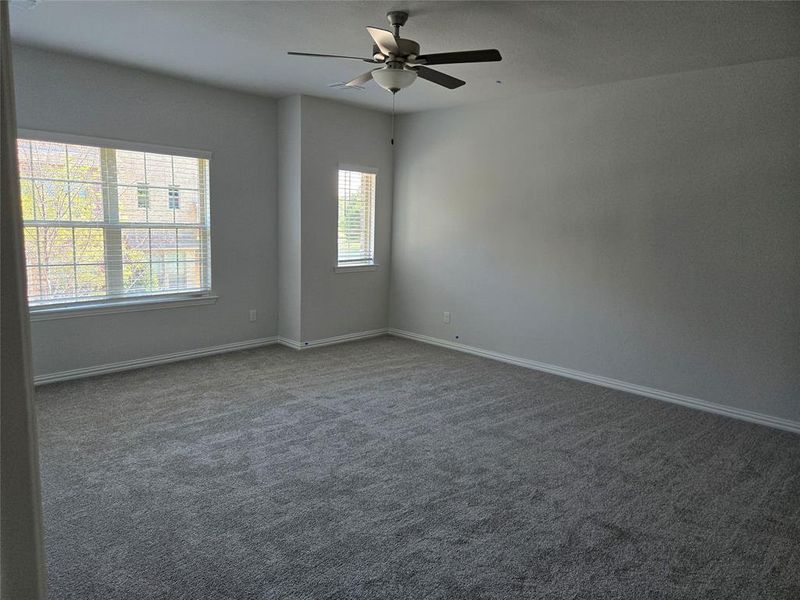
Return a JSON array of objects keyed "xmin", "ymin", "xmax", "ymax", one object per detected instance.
[
  {"xmin": 29, "ymin": 294, "xmax": 218, "ymax": 322},
  {"xmin": 334, "ymin": 264, "xmax": 379, "ymax": 273}
]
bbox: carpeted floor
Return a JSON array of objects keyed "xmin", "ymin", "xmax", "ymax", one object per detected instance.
[{"xmin": 36, "ymin": 336, "xmax": 800, "ymax": 599}]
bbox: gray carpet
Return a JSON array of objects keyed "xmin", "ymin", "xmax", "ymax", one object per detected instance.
[{"xmin": 36, "ymin": 336, "xmax": 800, "ymax": 599}]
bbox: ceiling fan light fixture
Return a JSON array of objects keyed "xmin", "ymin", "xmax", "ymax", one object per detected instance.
[{"xmin": 372, "ymin": 67, "xmax": 418, "ymax": 93}]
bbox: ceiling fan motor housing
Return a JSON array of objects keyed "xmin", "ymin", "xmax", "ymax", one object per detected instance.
[{"xmin": 387, "ymin": 10, "xmax": 409, "ymax": 35}]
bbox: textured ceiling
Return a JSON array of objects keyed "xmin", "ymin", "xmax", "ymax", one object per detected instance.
[{"xmin": 9, "ymin": 1, "xmax": 800, "ymax": 113}]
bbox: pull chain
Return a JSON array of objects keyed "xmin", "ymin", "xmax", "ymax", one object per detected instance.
[{"xmin": 391, "ymin": 92, "xmax": 396, "ymax": 146}]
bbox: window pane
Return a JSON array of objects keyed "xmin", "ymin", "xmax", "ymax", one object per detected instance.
[
  {"xmin": 73, "ymin": 228, "xmax": 105, "ymax": 264},
  {"xmin": 172, "ymin": 156, "xmax": 200, "ymax": 189},
  {"xmin": 41, "ymin": 266, "xmax": 75, "ymax": 301},
  {"xmin": 31, "ymin": 141, "xmax": 67, "ymax": 180},
  {"xmin": 177, "ymin": 229, "xmax": 202, "ymax": 261},
  {"xmin": 174, "ymin": 189, "xmax": 200, "ymax": 224},
  {"xmin": 69, "ymin": 183, "xmax": 104, "ymax": 221},
  {"xmin": 121, "ymin": 228, "xmax": 150, "ymax": 263},
  {"xmin": 123, "ymin": 262, "xmax": 151, "ymax": 294},
  {"xmin": 116, "ymin": 150, "xmax": 146, "ymax": 185},
  {"xmin": 37, "ymin": 227, "xmax": 75, "ymax": 267},
  {"xmin": 32, "ymin": 180, "xmax": 70, "ymax": 221},
  {"xmin": 152, "ymin": 261, "xmax": 179, "ymax": 293},
  {"xmin": 147, "ymin": 187, "xmax": 173, "ymax": 223},
  {"xmin": 180, "ymin": 261, "xmax": 203, "ymax": 290},
  {"xmin": 150, "ymin": 228, "xmax": 178, "ymax": 256},
  {"xmin": 76, "ymin": 264, "xmax": 106, "ymax": 298},
  {"xmin": 145, "ymin": 153, "xmax": 173, "ymax": 186},
  {"xmin": 337, "ymin": 169, "xmax": 376, "ymax": 265},
  {"xmin": 120, "ymin": 227, "xmax": 151, "ymax": 294},
  {"xmin": 66, "ymin": 144, "xmax": 102, "ymax": 182},
  {"xmin": 119, "ymin": 185, "xmax": 148, "ymax": 222}
]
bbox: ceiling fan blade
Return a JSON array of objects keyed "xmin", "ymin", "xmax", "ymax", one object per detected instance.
[
  {"xmin": 366, "ymin": 27, "xmax": 399, "ymax": 56},
  {"xmin": 288, "ymin": 51, "xmax": 376, "ymax": 63},
  {"xmin": 345, "ymin": 69, "xmax": 378, "ymax": 87},
  {"xmin": 415, "ymin": 66, "xmax": 465, "ymax": 89},
  {"xmin": 414, "ymin": 49, "xmax": 502, "ymax": 65}
]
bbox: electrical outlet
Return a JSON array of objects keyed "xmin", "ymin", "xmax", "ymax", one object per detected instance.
[
  {"xmin": 443, "ymin": 311, "xmax": 451, "ymax": 324},
  {"xmin": 249, "ymin": 309, "xmax": 257, "ymax": 322}
]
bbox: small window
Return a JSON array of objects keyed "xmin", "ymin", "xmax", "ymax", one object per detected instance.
[
  {"xmin": 137, "ymin": 183, "xmax": 149, "ymax": 208},
  {"xmin": 337, "ymin": 168, "xmax": 376, "ymax": 267},
  {"xmin": 168, "ymin": 185, "xmax": 180, "ymax": 210}
]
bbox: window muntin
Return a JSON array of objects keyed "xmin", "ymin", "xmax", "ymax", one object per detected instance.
[
  {"xmin": 337, "ymin": 168, "xmax": 376, "ymax": 266},
  {"xmin": 18, "ymin": 138, "xmax": 211, "ymax": 307}
]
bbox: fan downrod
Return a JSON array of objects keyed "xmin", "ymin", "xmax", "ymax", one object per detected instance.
[{"xmin": 386, "ymin": 11, "xmax": 408, "ymax": 37}]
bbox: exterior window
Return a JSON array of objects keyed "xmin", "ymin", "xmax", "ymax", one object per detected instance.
[
  {"xmin": 168, "ymin": 185, "xmax": 180, "ymax": 210},
  {"xmin": 17, "ymin": 137, "xmax": 211, "ymax": 307},
  {"xmin": 137, "ymin": 183, "xmax": 149, "ymax": 208},
  {"xmin": 337, "ymin": 168, "xmax": 376, "ymax": 266}
]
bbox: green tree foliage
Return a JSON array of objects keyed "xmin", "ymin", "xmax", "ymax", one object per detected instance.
[
  {"xmin": 338, "ymin": 190, "xmax": 368, "ymax": 256},
  {"xmin": 19, "ymin": 142, "xmax": 106, "ymax": 300}
]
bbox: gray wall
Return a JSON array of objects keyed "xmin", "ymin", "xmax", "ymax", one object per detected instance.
[
  {"xmin": 391, "ymin": 57, "xmax": 800, "ymax": 422},
  {"xmin": 295, "ymin": 96, "xmax": 393, "ymax": 342},
  {"xmin": 277, "ymin": 96, "xmax": 302, "ymax": 342},
  {"xmin": 13, "ymin": 46, "xmax": 279, "ymax": 376}
]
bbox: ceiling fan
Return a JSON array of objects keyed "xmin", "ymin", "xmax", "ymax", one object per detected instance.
[{"xmin": 288, "ymin": 11, "xmax": 502, "ymax": 94}]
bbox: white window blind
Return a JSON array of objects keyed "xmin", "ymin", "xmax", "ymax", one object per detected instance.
[
  {"xmin": 337, "ymin": 168, "xmax": 376, "ymax": 266},
  {"xmin": 17, "ymin": 138, "xmax": 211, "ymax": 307}
]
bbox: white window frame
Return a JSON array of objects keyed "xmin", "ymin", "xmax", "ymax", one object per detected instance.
[
  {"xmin": 19, "ymin": 129, "xmax": 216, "ymax": 319},
  {"xmin": 335, "ymin": 164, "xmax": 378, "ymax": 273}
]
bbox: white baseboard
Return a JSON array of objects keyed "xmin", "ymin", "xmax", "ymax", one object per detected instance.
[
  {"xmin": 35, "ymin": 328, "xmax": 391, "ymax": 385},
  {"xmin": 36, "ymin": 326, "xmax": 797, "ymax": 435},
  {"xmin": 388, "ymin": 328, "xmax": 800, "ymax": 435},
  {"xmin": 277, "ymin": 337, "xmax": 304, "ymax": 350},
  {"xmin": 279, "ymin": 328, "xmax": 388, "ymax": 350},
  {"xmin": 34, "ymin": 337, "xmax": 279, "ymax": 385}
]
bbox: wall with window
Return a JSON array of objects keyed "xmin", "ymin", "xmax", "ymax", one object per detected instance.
[
  {"xmin": 13, "ymin": 46, "xmax": 278, "ymax": 376},
  {"xmin": 297, "ymin": 96, "xmax": 393, "ymax": 342}
]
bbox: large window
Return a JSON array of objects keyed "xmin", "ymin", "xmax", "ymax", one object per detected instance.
[
  {"xmin": 337, "ymin": 167, "xmax": 376, "ymax": 267},
  {"xmin": 17, "ymin": 136, "xmax": 211, "ymax": 307}
]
